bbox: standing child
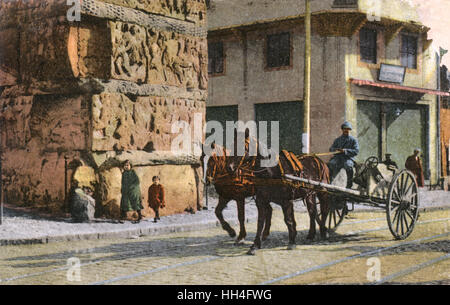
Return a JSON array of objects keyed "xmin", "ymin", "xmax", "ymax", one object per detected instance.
[{"xmin": 148, "ymin": 176, "xmax": 165, "ymax": 223}]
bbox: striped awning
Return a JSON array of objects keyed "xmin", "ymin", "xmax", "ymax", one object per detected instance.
[{"xmin": 350, "ymin": 78, "xmax": 450, "ymax": 96}]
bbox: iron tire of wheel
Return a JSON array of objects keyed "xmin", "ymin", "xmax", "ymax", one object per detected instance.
[{"xmin": 386, "ymin": 169, "xmax": 419, "ymax": 240}]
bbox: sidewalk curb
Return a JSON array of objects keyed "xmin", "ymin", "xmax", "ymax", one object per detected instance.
[{"xmin": 0, "ymin": 217, "xmax": 253, "ymax": 246}]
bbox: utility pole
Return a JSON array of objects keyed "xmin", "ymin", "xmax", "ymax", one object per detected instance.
[{"xmin": 302, "ymin": 0, "xmax": 311, "ymax": 154}]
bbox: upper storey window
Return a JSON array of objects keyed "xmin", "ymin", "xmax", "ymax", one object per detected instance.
[
  {"xmin": 208, "ymin": 41, "xmax": 224, "ymax": 75},
  {"xmin": 401, "ymin": 34, "xmax": 418, "ymax": 69},
  {"xmin": 266, "ymin": 32, "xmax": 291, "ymax": 69},
  {"xmin": 360, "ymin": 28, "xmax": 378, "ymax": 64}
]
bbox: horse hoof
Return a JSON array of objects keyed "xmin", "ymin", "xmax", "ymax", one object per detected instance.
[
  {"xmin": 234, "ymin": 239, "xmax": 245, "ymax": 245},
  {"xmin": 247, "ymin": 248, "xmax": 256, "ymax": 256},
  {"xmin": 287, "ymin": 244, "xmax": 296, "ymax": 250},
  {"xmin": 228, "ymin": 230, "xmax": 237, "ymax": 238},
  {"xmin": 304, "ymin": 238, "xmax": 314, "ymax": 245}
]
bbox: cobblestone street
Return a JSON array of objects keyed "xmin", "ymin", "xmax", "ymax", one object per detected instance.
[{"xmin": 1, "ymin": 208, "xmax": 448, "ymax": 285}]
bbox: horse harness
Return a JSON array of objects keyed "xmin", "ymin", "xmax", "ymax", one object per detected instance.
[{"xmin": 207, "ymin": 148, "xmax": 327, "ymax": 195}]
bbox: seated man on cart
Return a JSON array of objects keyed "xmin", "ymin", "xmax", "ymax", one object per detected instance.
[{"xmin": 328, "ymin": 121, "xmax": 360, "ymax": 189}]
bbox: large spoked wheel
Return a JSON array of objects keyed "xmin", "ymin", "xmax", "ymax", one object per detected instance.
[
  {"xmin": 316, "ymin": 196, "xmax": 347, "ymax": 232},
  {"xmin": 386, "ymin": 169, "xmax": 419, "ymax": 240},
  {"xmin": 326, "ymin": 202, "xmax": 347, "ymax": 232}
]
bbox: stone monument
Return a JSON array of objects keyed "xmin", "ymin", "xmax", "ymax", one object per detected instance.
[{"xmin": 0, "ymin": 0, "xmax": 208, "ymax": 220}]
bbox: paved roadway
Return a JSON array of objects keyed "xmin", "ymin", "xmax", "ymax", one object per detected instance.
[{"xmin": 0, "ymin": 207, "xmax": 448, "ymax": 285}]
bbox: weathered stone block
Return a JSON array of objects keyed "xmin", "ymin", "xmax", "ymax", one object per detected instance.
[
  {"xmin": 110, "ymin": 21, "xmax": 148, "ymax": 83},
  {"xmin": 19, "ymin": 17, "xmax": 74, "ymax": 83},
  {"xmin": 0, "ymin": 96, "xmax": 33, "ymax": 149},
  {"xmin": 146, "ymin": 28, "xmax": 208, "ymax": 89},
  {"xmin": 70, "ymin": 18, "xmax": 112, "ymax": 79},
  {"xmin": 91, "ymin": 93, "xmax": 205, "ymax": 152},
  {"xmin": 109, "ymin": 20, "xmax": 208, "ymax": 89},
  {"xmin": 97, "ymin": 0, "xmax": 207, "ymax": 25},
  {"xmin": 2, "ymin": 149, "xmax": 81, "ymax": 207},
  {"xmin": 28, "ymin": 95, "xmax": 90, "ymax": 152},
  {"xmin": 0, "ymin": 27, "xmax": 19, "ymax": 86}
]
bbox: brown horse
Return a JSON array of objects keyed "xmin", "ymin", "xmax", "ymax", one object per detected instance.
[
  {"xmin": 202, "ymin": 137, "xmax": 256, "ymax": 244},
  {"xmin": 246, "ymin": 150, "xmax": 331, "ymax": 255}
]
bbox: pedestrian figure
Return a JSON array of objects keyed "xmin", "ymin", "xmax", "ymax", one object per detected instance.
[
  {"xmin": 69, "ymin": 182, "xmax": 96, "ymax": 223},
  {"xmin": 148, "ymin": 176, "xmax": 165, "ymax": 223},
  {"xmin": 120, "ymin": 160, "xmax": 143, "ymax": 223},
  {"xmin": 383, "ymin": 153, "xmax": 398, "ymax": 170},
  {"xmin": 328, "ymin": 121, "xmax": 360, "ymax": 189},
  {"xmin": 405, "ymin": 148, "xmax": 425, "ymax": 187}
]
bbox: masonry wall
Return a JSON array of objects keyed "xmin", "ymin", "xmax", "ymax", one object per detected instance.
[
  {"xmin": 207, "ymin": 24, "xmax": 348, "ymax": 157},
  {"xmin": 0, "ymin": 0, "xmax": 208, "ymax": 218}
]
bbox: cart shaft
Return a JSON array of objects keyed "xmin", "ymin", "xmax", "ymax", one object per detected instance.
[{"xmin": 283, "ymin": 174, "xmax": 386, "ymax": 205}]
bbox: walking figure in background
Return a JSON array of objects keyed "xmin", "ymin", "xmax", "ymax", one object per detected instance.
[
  {"xmin": 405, "ymin": 148, "xmax": 425, "ymax": 187},
  {"xmin": 120, "ymin": 160, "xmax": 143, "ymax": 223},
  {"xmin": 382, "ymin": 153, "xmax": 398, "ymax": 175},
  {"xmin": 148, "ymin": 176, "xmax": 165, "ymax": 223},
  {"xmin": 69, "ymin": 181, "xmax": 96, "ymax": 223},
  {"xmin": 383, "ymin": 153, "xmax": 398, "ymax": 169},
  {"xmin": 328, "ymin": 121, "xmax": 360, "ymax": 189}
]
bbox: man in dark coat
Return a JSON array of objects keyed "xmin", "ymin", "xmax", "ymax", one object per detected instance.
[
  {"xmin": 383, "ymin": 153, "xmax": 398, "ymax": 169},
  {"xmin": 328, "ymin": 121, "xmax": 360, "ymax": 189},
  {"xmin": 120, "ymin": 160, "xmax": 143, "ymax": 223},
  {"xmin": 405, "ymin": 148, "xmax": 425, "ymax": 187},
  {"xmin": 148, "ymin": 176, "xmax": 165, "ymax": 223}
]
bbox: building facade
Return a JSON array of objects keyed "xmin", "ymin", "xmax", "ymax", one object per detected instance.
[{"xmin": 207, "ymin": 0, "xmax": 447, "ymax": 184}]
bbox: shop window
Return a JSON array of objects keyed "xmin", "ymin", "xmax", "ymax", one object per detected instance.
[
  {"xmin": 208, "ymin": 41, "xmax": 224, "ymax": 75},
  {"xmin": 401, "ymin": 34, "xmax": 418, "ymax": 69},
  {"xmin": 266, "ymin": 32, "xmax": 291, "ymax": 69},
  {"xmin": 360, "ymin": 28, "xmax": 377, "ymax": 64}
]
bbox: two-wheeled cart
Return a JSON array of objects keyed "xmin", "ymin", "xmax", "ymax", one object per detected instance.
[{"xmin": 284, "ymin": 156, "xmax": 420, "ymax": 240}]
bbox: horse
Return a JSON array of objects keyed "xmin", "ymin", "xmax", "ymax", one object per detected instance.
[
  {"xmin": 245, "ymin": 149, "xmax": 331, "ymax": 255},
  {"xmin": 202, "ymin": 134, "xmax": 257, "ymax": 244}
]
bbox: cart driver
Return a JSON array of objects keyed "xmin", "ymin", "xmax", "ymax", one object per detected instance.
[{"xmin": 328, "ymin": 121, "xmax": 360, "ymax": 189}]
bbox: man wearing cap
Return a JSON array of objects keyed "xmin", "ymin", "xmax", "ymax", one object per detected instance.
[
  {"xmin": 405, "ymin": 148, "xmax": 425, "ymax": 187},
  {"xmin": 328, "ymin": 121, "xmax": 360, "ymax": 189},
  {"xmin": 383, "ymin": 153, "xmax": 398, "ymax": 170}
]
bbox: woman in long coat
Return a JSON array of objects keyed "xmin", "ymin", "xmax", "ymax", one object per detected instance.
[{"xmin": 120, "ymin": 160, "xmax": 143, "ymax": 223}]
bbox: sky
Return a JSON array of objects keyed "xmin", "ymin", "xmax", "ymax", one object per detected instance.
[{"xmin": 412, "ymin": 0, "xmax": 450, "ymax": 67}]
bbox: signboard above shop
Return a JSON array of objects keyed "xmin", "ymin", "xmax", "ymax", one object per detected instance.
[{"xmin": 378, "ymin": 64, "xmax": 406, "ymax": 84}]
